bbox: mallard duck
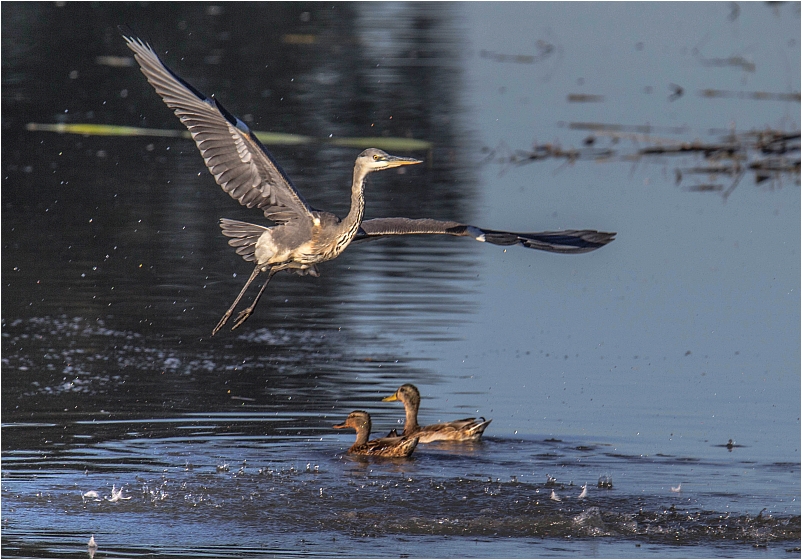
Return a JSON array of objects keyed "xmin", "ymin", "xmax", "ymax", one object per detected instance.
[
  {"xmin": 333, "ymin": 410, "xmax": 418, "ymax": 457},
  {"xmin": 382, "ymin": 383, "xmax": 492, "ymax": 443}
]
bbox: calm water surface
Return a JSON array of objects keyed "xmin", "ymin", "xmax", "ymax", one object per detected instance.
[{"xmin": 2, "ymin": 2, "xmax": 799, "ymax": 558}]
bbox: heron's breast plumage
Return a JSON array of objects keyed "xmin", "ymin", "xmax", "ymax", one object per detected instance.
[{"xmin": 298, "ymin": 212, "xmax": 356, "ymax": 263}]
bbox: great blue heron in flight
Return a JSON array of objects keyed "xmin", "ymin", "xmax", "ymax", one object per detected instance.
[{"xmin": 121, "ymin": 29, "xmax": 615, "ymax": 335}]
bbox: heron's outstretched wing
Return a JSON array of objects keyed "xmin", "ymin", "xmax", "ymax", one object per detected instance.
[
  {"xmin": 120, "ymin": 27, "xmax": 314, "ymax": 224},
  {"xmin": 354, "ymin": 218, "xmax": 615, "ymax": 254}
]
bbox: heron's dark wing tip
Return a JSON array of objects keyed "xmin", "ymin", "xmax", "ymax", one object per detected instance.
[
  {"xmin": 120, "ymin": 28, "xmax": 214, "ymax": 109},
  {"xmin": 117, "ymin": 24, "xmax": 135, "ymax": 39},
  {"xmin": 511, "ymin": 229, "xmax": 616, "ymax": 253}
]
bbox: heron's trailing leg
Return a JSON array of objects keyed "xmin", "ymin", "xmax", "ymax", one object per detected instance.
[
  {"xmin": 212, "ymin": 266, "xmax": 262, "ymax": 336},
  {"xmin": 231, "ymin": 268, "xmax": 279, "ymax": 331}
]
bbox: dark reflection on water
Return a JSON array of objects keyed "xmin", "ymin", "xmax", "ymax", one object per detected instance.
[
  {"xmin": 3, "ymin": 2, "xmax": 477, "ymax": 412},
  {"xmin": 3, "ymin": 4, "xmax": 471, "ymax": 280},
  {"xmin": 2, "ymin": 3, "xmax": 800, "ymax": 558},
  {"xmin": 3, "ymin": 4, "xmax": 493, "ymax": 555}
]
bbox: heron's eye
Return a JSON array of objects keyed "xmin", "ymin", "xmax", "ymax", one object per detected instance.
[{"xmin": 373, "ymin": 154, "xmax": 381, "ymax": 161}]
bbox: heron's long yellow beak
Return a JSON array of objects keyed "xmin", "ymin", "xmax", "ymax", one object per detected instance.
[
  {"xmin": 382, "ymin": 393, "xmax": 399, "ymax": 402},
  {"xmin": 385, "ymin": 156, "xmax": 422, "ymax": 168}
]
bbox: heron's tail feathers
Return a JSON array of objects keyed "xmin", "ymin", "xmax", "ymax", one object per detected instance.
[{"xmin": 219, "ymin": 218, "xmax": 268, "ymax": 262}]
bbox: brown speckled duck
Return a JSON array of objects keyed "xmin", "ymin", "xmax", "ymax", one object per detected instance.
[
  {"xmin": 382, "ymin": 384, "xmax": 492, "ymax": 443},
  {"xmin": 333, "ymin": 410, "xmax": 419, "ymax": 457}
]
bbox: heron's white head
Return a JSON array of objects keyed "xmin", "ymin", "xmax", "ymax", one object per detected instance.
[{"xmin": 357, "ymin": 148, "xmax": 422, "ymax": 172}]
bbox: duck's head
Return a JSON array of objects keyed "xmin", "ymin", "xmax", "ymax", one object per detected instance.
[
  {"xmin": 333, "ymin": 410, "xmax": 372, "ymax": 433},
  {"xmin": 382, "ymin": 383, "xmax": 421, "ymax": 408}
]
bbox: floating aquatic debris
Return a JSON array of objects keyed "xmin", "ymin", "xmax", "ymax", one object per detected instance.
[
  {"xmin": 481, "ymin": 140, "xmax": 613, "ymax": 173},
  {"xmin": 668, "ymin": 83, "xmax": 684, "ymax": 102},
  {"xmin": 25, "ymin": 122, "xmax": 432, "ymax": 152},
  {"xmin": 714, "ymin": 438, "xmax": 747, "ymax": 451},
  {"xmin": 565, "ymin": 121, "xmax": 691, "ymax": 135},
  {"xmin": 479, "ymin": 40, "xmax": 555, "ymax": 65},
  {"xmin": 671, "ymin": 483, "xmax": 682, "ymax": 493},
  {"xmin": 281, "ymin": 33, "xmax": 316, "ymax": 45},
  {"xmin": 697, "ymin": 54, "xmax": 756, "ymax": 73},
  {"xmin": 699, "ymin": 89, "xmax": 800, "ymax": 102},
  {"xmin": 567, "ymin": 94, "xmax": 604, "ymax": 103},
  {"xmin": 578, "ymin": 484, "xmax": 588, "ymax": 499},
  {"xmin": 486, "ymin": 125, "xmax": 799, "ymax": 200}
]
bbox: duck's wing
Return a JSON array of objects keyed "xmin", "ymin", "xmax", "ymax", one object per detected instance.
[
  {"xmin": 354, "ymin": 218, "xmax": 615, "ymax": 254},
  {"xmin": 120, "ymin": 27, "xmax": 315, "ymax": 224},
  {"xmin": 365, "ymin": 436, "xmax": 419, "ymax": 457},
  {"xmin": 420, "ymin": 417, "xmax": 492, "ymax": 441}
]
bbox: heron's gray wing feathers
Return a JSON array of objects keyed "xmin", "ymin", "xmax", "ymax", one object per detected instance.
[
  {"xmin": 354, "ymin": 218, "xmax": 616, "ymax": 254},
  {"xmin": 120, "ymin": 29, "xmax": 314, "ymax": 223}
]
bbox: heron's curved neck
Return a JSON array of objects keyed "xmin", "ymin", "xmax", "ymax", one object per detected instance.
[
  {"xmin": 339, "ymin": 166, "xmax": 369, "ymax": 244},
  {"xmin": 404, "ymin": 400, "xmax": 420, "ymax": 435}
]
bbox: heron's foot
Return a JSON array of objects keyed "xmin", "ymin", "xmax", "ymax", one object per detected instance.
[
  {"xmin": 231, "ymin": 307, "xmax": 254, "ymax": 331},
  {"xmin": 212, "ymin": 310, "xmax": 232, "ymax": 336}
]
